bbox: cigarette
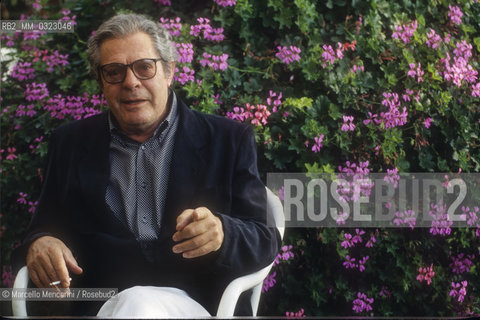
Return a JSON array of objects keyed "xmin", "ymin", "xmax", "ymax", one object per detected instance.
[{"xmin": 49, "ymin": 278, "xmax": 72, "ymax": 286}]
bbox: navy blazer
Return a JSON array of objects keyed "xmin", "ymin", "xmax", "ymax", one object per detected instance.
[{"xmin": 13, "ymin": 96, "xmax": 281, "ymax": 315}]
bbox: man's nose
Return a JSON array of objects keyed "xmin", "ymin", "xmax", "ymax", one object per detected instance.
[{"xmin": 122, "ymin": 66, "xmax": 141, "ymax": 88}]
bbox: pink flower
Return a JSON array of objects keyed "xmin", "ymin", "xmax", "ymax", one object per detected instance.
[
  {"xmin": 336, "ymin": 212, "xmax": 349, "ymax": 225},
  {"xmin": 426, "ymin": 29, "xmax": 442, "ymax": 49},
  {"xmin": 277, "ymin": 187, "xmax": 285, "ymax": 201},
  {"xmin": 448, "ymin": 5, "xmax": 463, "ymax": 26},
  {"xmin": 276, "ymin": 46, "xmax": 301, "ymax": 64},
  {"xmin": 350, "ymin": 64, "xmax": 365, "ymax": 75},
  {"xmin": 28, "ymin": 201, "xmax": 39, "ymax": 213},
  {"xmin": 251, "ymin": 104, "xmax": 271, "ymax": 126},
  {"xmin": 363, "ymin": 112, "xmax": 381, "ymax": 125},
  {"xmin": 416, "ymin": 264, "xmax": 435, "ymax": 285},
  {"xmin": 153, "ymin": 0, "xmax": 171, "ymax": 6},
  {"xmin": 393, "ymin": 210, "xmax": 417, "ymax": 229},
  {"xmin": 262, "ymin": 271, "xmax": 276, "ymax": 293},
  {"xmin": 358, "ymin": 256, "xmax": 369, "ymax": 272},
  {"xmin": 311, "ymin": 134, "xmax": 324, "ymax": 153},
  {"xmin": 25, "ymin": 82, "xmax": 49, "ymax": 101},
  {"xmin": 160, "ymin": 17, "xmax": 182, "ymax": 37},
  {"xmin": 450, "ymin": 253, "xmax": 475, "ymax": 274},
  {"xmin": 407, "ymin": 63, "xmax": 425, "ymax": 83},
  {"xmin": 286, "ymin": 309, "xmax": 305, "ymax": 318},
  {"xmin": 32, "ymin": 0, "xmax": 41, "ymax": 10},
  {"xmin": 352, "ymin": 292, "xmax": 374, "ymax": 313},
  {"xmin": 214, "ymin": 0, "xmax": 236, "ymax": 7},
  {"xmin": 337, "ymin": 161, "xmax": 373, "ymax": 202},
  {"xmin": 429, "ymin": 201, "xmax": 453, "ymax": 235},
  {"xmin": 343, "ymin": 255, "xmax": 356, "ymax": 269},
  {"xmin": 379, "ymin": 286, "xmax": 392, "ymax": 298},
  {"xmin": 10, "ymin": 61, "xmax": 35, "ymax": 81},
  {"xmin": 444, "ymin": 33, "xmax": 451, "ymax": 44},
  {"xmin": 273, "ymin": 245, "xmax": 294, "ymax": 266},
  {"xmin": 380, "ymin": 92, "xmax": 408, "ymax": 129},
  {"xmin": 175, "ymin": 43, "xmax": 194, "ymax": 63},
  {"xmin": 200, "ymin": 52, "xmax": 229, "ymax": 70},
  {"xmin": 6, "ymin": 147, "xmax": 18, "ymax": 161},
  {"xmin": 2, "ymin": 266, "xmax": 15, "ymax": 288},
  {"xmin": 450, "ymin": 281, "xmax": 468, "ymax": 302},
  {"xmin": 321, "ymin": 44, "xmax": 336, "ymax": 68},
  {"xmin": 356, "ymin": 15, "xmax": 362, "ymax": 34},
  {"xmin": 441, "ymin": 53, "xmax": 478, "ymax": 87},
  {"xmin": 266, "ymin": 91, "xmax": 283, "ymax": 110},
  {"xmin": 212, "ymin": 94, "xmax": 222, "ymax": 105},
  {"xmin": 173, "ymin": 66, "xmax": 195, "ymax": 85},
  {"xmin": 17, "ymin": 192, "xmax": 28, "ymax": 205},
  {"xmin": 365, "ymin": 231, "xmax": 378, "ymax": 248},
  {"xmin": 190, "ymin": 17, "xmax": 224, "ymax": 42},
  {"xmin": 226, "ymin": 100, "xmax": 273, "ymax": 127},
  {"xmin": 424, "ymin": 117, "xmax": 432, "ymax": 128},
  {"xmin": 341, "ymin": 233, "xmax": 354, "ymax": 249},
  {"xmin": 384, "ymin": 167, "xmax": 400, "ymax": 188},
  {"xmin": 59, "ymin": 9, "xmax": 77, "ymax": 26},
  {"xmin": 472, "ymin": 83, "xmax": 480, "ymax": 98},
  {"xmin": 203, "ymin": 27, "xmax": 225, "ymax": 42},
  {"xmin": 392, "ymin": 20, "xmax": 418, "ymax": 44},
  {"xmin": 341, "ymin": 115, "xmax": 355, "ymax": 132},
  {"xmin": 453, "ymin": 40, "xmax": 473, "ymax": 60}
]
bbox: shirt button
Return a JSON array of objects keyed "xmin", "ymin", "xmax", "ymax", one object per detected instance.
[
  {"xmin": 141, "ymin": 145, "xmax": 146, "ymax": 150},
  {"xmin": 142, "ymin": 216, "xmax": 147, "ymax": 223},
  {"xmin": 141, "ymin": 182, "xmax": 146, "ymax": 188}
]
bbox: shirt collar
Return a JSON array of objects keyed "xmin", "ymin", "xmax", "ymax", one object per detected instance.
[{"xmin": 108, "ymin": 90, "xmax": 178, "ymax": 143}]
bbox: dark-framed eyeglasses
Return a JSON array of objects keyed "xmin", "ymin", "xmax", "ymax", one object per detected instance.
[{"xmin": 99, "ymin": 58, "xmax": 163, "ymax": 84}]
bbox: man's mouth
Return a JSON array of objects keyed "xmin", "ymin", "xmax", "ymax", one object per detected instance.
[{"xmin": 121, "ymin": 99, "xmax": 147, "ymax": 105}]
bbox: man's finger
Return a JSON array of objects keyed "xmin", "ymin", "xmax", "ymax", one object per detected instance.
[
  {"xmin": 49, "ymin": 252, "xmax": 70, "ymax": 288},
  {"xmin": 64, "ymin": 250, "xmax": 83, "ymax": 275},
  {"xmin": 192, "ymin": 207, "xmax": 209, "ymax": 221},
  {"xmin": 172, "ymin": 232, "xmax": 210, "ymax": 254},
  {"xmin": 175, "ymin": 209, "xmax": 195, "ymax": 231},
  {"xmin": 35, "ymin": 264, "xmax": 53, "ymax": 288},
  {"xmin": 173, "ymin": 219, "xmax": 209, "ymax": 242},
  {"xmin": 181, "ymin": 240, "xmax": 219, "ymax": 259}
]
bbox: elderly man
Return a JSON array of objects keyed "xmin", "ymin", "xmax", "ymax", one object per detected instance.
[{"xmin": 14, "ymin": 13, "xmax": 280, "ymax": 317}]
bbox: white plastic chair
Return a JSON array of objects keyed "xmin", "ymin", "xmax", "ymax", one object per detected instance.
[{"xmin": 12, "ymin": 187, "xmax": 285, "ymax": 317}]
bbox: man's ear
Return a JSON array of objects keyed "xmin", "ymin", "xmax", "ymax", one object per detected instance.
[{"xmin": 167, "ymin": 61, "xmax": 175, "ymax": 87}]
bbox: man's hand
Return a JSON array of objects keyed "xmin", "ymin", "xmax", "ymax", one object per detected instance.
[
  {"xmin": 172, "ymin": 207, "xmax": 224, "ymax": 258},
  {"xmin": 26, "ymin": 236, "xmax": 83, "ymax": 288}
]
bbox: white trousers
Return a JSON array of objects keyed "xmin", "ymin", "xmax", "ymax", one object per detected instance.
[{"xmin": 97, "ymin": 286, "xmax": 211, "ymax": 318}]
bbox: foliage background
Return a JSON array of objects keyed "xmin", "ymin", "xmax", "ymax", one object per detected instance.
[{"xmin": 1, "ymin": 0, "xmax": 480, "ymax": 316}]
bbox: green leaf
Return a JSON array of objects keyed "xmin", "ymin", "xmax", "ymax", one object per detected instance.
[
  {"xmin": 328, "ymin": 103, "xmax": 342, "ymax": 120},
  {"xmin": 474, "ymin": 37, "xmax": 480, "ymax": 52}
]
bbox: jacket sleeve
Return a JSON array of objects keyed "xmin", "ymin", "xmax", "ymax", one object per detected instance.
[{"xmin": 213, "ymin": 126, "xmax": 281, "ymax": 277}]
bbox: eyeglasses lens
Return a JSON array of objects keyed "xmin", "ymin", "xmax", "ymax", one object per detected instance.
[
  {"xmin": 102, "ymin": 59, "xmax": 157, "ymax": 84},
  {"xmin": 133, "ymin": 60, "xmax": 156, "ymax": 79}
]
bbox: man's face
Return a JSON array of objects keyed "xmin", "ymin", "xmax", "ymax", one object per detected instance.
[{"xmin": 99, "ymin": 32, "xmax": 174, "ymax": 139}]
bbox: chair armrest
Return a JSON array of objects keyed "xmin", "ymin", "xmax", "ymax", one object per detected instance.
[
  {"xmin": 216, "ymin": 262, "xmax": 273, "ymax": 317},
  {"xmin": 12, "ymin": 265, "xmax": 29, "ymax": 316},
  {"xmin": 216, "ymin": 187, "xmax": 284, "ymax": 316}
]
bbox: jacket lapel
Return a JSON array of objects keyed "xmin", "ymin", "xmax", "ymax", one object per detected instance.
[
  {"xmin": 162, "ymin": 99, "xmax": 208, "ymax": 235},
  {"xmin": 75, "ymin": 114, "xmax": 131, "ymax": 236}
]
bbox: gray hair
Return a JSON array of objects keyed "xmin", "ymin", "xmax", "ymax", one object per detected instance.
[{"xmin": 87, "ymin": 14, "xmax": 177, "ymax": 82}]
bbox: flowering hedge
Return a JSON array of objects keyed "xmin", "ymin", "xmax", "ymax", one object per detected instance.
[{"xmin": 1, "ymin": 0, "xmax": 480, "ymax": 316}]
